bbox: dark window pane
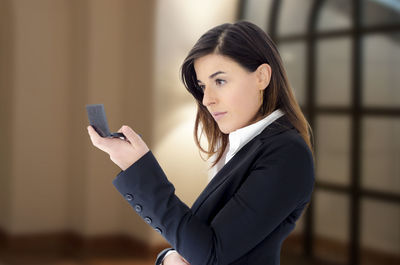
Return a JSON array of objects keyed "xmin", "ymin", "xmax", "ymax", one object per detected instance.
[
  {"xmin": 279, "ymin": 42, "xmax": 307, "ymax": 106},
  {"xmin": 316, "ymin": 115, "xmax": 351, "ymax": 185},
  {"xmin": 316, "ymin": 38, "xmax": 352, "ymax": 106},
  {"xmin": 317, "ymin": 0, "xmax": 352, "ymax": 31},
  {"xmin": 363, "ymin": 33, "xmax": 400, "ymax": 107},
  {"xmin": 362, "ymin": 117, "xmax": 400, "ymax": 194},
  {"xmin": 241, "ymin": 0, "xmax": 273, "ymax": 31},
  {"xmin": 314, "ymin": 190, "xmax": 350, "ymax": 264},
  {"xmin": 278, "ymin": 0, "xmax": 313, "ymax": 36},
  {"xmin": 362, "ymin": 0, "xmax": 400, "ymax": 26},
  {"xmin": 361, "ymin": 199, "xmax": 400, "ymax": 264}
]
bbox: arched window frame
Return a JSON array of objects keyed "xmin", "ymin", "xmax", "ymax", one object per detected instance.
[{"xmin": 239, "ymin": 1, "xmax": 400, "ymax": 264}]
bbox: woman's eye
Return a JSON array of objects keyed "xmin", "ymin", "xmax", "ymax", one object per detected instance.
[
  {"xmin": 215, "ymin": 79, "xmax": 226, "ymax": 86},
  {"xmin": 198, "ymin": 84, "xmax": 205, "ymax": 92}
]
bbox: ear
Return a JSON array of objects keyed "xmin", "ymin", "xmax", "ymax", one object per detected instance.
[{"xmin": 255, "ymin": 63, "xmax": 271, "ymax": 91}]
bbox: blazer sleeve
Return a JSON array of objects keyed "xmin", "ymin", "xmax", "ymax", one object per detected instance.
[{"xmin": 112, "ymin": 140, "xmax": 314, "ymax": 265}]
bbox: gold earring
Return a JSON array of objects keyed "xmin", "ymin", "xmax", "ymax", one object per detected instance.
[{"xmin": 260, "ymin": 90, "xmax": 264, "ymax": 105}]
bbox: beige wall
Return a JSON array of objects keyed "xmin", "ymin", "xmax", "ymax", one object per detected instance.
[
  {"xmin": 0, "ymin": 0, "xmax": 14, "ymax": 231},
  {"xmin": 10, "ymin": 0, "xmax": 71, "ymax": 234},
  {"xmin": 0, "ymin": 0, "xmax": 155, "ymax": 242}
]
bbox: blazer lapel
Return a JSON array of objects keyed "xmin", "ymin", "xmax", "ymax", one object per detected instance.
[{"xmin": 191, "ymin": 115, "xmax": 295, "ymax": 213}]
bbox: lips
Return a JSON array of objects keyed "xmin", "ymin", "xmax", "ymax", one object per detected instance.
[{"xmin": 212, "ymin": 112, "xmax": 227, "ymax": 121}]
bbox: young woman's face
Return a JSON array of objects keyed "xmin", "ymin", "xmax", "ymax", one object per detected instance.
[{"xmin": 194, "ymin": 54, "xmax": 270, "ymax": 134}]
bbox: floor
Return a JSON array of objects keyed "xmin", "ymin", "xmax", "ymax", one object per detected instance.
[
  {"xmin": 0, "ymin": 250, "xmax": 316, "ymax": 265},
  {"xmin": 1, "ymin": 244, "xmax": 398, "ymax": 265},
  {"xmin": 0, "ymin": 256, "xmax": 314, "ymax": 265}
]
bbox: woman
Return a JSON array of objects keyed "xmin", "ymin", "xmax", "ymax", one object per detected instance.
[{"xmin": 87, "ymin": 21, "xmax": 315, "ymax": 265}]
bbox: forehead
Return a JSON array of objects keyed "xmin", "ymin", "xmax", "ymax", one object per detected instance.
[{"xmin": 194, "ymin": 54, "xmax": 242, "ymax": 79}]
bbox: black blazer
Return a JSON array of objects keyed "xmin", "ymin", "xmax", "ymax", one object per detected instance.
[{"xmin": 112, "ymin": 115, "xmax": 315, "ymax": 265}]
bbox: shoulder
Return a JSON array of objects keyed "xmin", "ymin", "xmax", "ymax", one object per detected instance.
[
  {"xmin": 255, "ymin": 126, "xmax": 315, "ymax": 181},
  {"xmin": 261, "ymin": 127, "xmax": 312, "ymax": 158},
  {"xmin": 256, "ymin": 128, "xmax": 315, "ymax": 197}
]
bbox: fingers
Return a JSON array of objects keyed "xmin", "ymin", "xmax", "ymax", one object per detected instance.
[
  {"xmin": 163, "ymin": 252, "xmax": 190, "ymax": 265},
  {"xmin": 87, "ymin": 125, "xmax": 102, "ymax": 145},
  {"xmin": 181, "ymin": 256, "xmax": 190, "ymax": 264},
  {"xmin": 87, "ymin": 125, "xmax": 110, "ymax": 152},
  {"xmin": 120, "ymin": 125, "xmax": 141, "ymax": 145},
  {"xmin": 183, "ymin": 259, "xmax": 190, "ymax": 264}
]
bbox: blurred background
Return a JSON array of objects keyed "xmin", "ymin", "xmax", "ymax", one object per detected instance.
[{"xmin": 0, "ymin": 0, "xmax": 399, "ymax": 265}]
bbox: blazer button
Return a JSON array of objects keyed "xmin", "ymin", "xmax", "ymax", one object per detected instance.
[
  {"xmin": 125, "ymin": 194, "xmax": 134, "ymax": 201},
  {"xmin": 134, "ymin": 204, "xmax": 142, "ymax": 213},
  {"xmin": 144, "ymin": 217, "xmax": 152, "ymax": 224},
  {"xmin": 154, "ymin": 227, "xmax": 162, "ymax": 234}
]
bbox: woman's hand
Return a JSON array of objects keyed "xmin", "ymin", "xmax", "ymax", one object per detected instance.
[
  {"xmin": 87, "ymin": 125, "xmax": 149, "ymax": 171},
  {"xmin": 163, "ymin": 252, "xmax": 190, "ymax": 265}
]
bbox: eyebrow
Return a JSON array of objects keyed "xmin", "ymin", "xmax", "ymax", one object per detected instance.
[{"xmin": 197, "ymin": 71, "xmax": 226, "ymax": 83}]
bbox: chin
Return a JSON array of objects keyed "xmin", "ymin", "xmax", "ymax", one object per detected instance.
[{"xmin": 217, "ymin": 124, "xmax": 235, "ymax": 134}]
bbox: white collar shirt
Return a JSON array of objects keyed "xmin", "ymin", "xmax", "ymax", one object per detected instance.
[{"xmin": 207, "ymin": 109, "xmax": 285, "ymax": 182}]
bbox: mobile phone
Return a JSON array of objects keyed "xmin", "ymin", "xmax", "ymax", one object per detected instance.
[{"xmin": 86, "ymin": 104, "xmax": 127, "ymax": 140}]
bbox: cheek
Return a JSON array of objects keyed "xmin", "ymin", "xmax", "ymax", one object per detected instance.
[{"xmin": 228, "ymin": 83, "xmax": 259, "ymax": 113}]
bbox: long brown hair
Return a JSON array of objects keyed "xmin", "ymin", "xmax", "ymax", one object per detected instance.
[{"xmin": 181, "ymin": 21, "xmax": 314, "ymax": 166}]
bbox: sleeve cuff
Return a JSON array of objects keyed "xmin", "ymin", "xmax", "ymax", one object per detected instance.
[
  {"xmin": 161, "ymin": 250, "xmax": 177, "ymax": 263},
  {"xmin": 155, "ymin": 248, "xmax": 175, "ymax": 265}
]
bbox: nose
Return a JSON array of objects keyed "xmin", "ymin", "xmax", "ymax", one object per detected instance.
[{"xmin": 202, "ymin": 87, "xmax": 216, "ymax": 107}]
